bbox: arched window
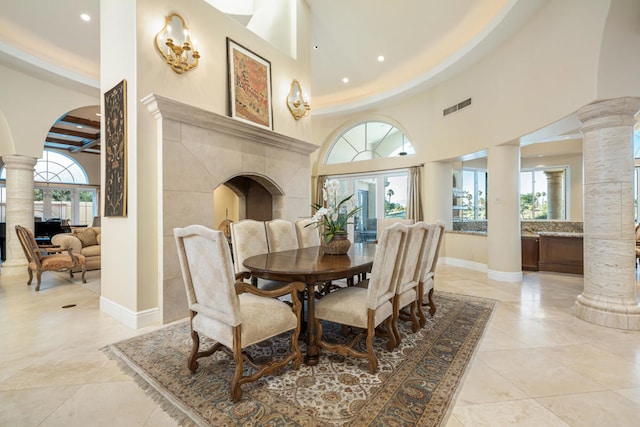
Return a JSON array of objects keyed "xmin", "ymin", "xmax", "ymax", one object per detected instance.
[
  {"xmin": 0, "ymin": 150, "xmax": 88, "ymax": 184},
  {"xmin": 324, "ymin": 121, "xmax": 414, "ymax": 165}
]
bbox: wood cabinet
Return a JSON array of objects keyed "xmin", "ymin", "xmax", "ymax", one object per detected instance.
[
  {"xmin": 538, "ymin": 233, "xmax": 583, "ymax": 274},
  {"xmin": 521, "ymin": 236, "xmax": 539, "ymax": 271}
]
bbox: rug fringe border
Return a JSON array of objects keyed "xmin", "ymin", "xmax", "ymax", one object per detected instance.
[{"xmin": 103, "ymin": 344, "xmax": 205, "ymax": 427}]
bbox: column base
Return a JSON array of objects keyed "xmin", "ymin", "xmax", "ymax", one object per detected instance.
[
  {"xmin": 1, "ymin": 259, "xmax": 28, "ymax": 278},
  {"xmin": 487, "ymin": 269, "xmax": 522, "ymax": 283},
  {"xmin": 575, "ymin": 292, "xmax": 640, "ymax": 330}
]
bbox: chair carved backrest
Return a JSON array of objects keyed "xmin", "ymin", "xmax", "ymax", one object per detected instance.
[
  {"xmin": 295, "ymin": 218, "xmax": 321, "ymax": 248},
  {"xmin": 265, "ymin": 219, "xmax": 299, "ymax": 252},
  {"xmin": 15, "ymin": 225, "xmax": 41, "ymax": 266},
  {"xmin": 230, "ymin": 219, "xmax": 270, "ymax": 276},
  {"xmin": 175, "ymin": 225, "xmax": 241, "ymax": 326},
  {"xmin": 367, "ymin": 222, "xmax": 408, "ymax": 310}
]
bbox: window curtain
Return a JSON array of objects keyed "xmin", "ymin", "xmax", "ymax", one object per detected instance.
[
  {"xmin": 315, "ymin": 175, "xmax": 327, "ymax": 208},
  {"xmin": 407, "ymin": 166, "xmax": 423, "ymax": 221}
]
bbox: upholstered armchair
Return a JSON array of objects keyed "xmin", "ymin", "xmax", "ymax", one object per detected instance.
[
  {"xmin": 389, "ymin": 222, "xmax": 430, "ymax": 348},
  {"xmin": 421, "ymin": 221, "xmax": 446, "ymax": 321},
  {"xmin": 314, "ymin": 222, "xmax": 407, "ymax": 373},
  {"xmin": 174, "ymin": 225, "xmax": 305, "ymax": 402},
  {"xmin": 15, "ymin": 225, "xmax": 86, "ymax": 291}
]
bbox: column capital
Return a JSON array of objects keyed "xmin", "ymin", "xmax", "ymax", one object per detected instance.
[
  {"xmin": 2, "ymin": 155, "xmax": 37, "ymax": 171},
  {"xmin": 577, "ymin": 97, "xmax": 640, "ymax": 133}
]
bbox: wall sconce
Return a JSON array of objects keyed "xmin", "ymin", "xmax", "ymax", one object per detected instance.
[
  {"xmin": 286, "ymin": 80, "xmax": 311, "ymax": 120},
  {"xmin": 155, "ymin": 13, "xmax": 200, "ymax": 74}
]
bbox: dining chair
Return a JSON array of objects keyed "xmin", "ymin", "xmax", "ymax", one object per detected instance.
[
  {"xmin": 389, "ymin": 221, "xmax": 430, "ymax": 348},
  {"xmin": 265, "ymin": 219, "xmax": 299, "ymax": 252},
  {"xmin": 421, "ymin": 221, "xmax": 446, "ymax": 322},
  {"xmin": 230, "ymin": 219, "xmax": 283, "ymax": 290},
  {"xmin": 174, "ymin": 225, "xmax": 305, "ymax": 402},
  {"xmin": 314, "ymin": 222, "xmax": 407, "ymax": 373},
  {"xmin": 376, "ymin": 218, "xmax": 414, "ymax": 242},
  {"xmin": 295, "ymin": 218, "xmax": 321, "ymax": 248},
  {"xmin": 15, "ymin": 224, "xmax": 86, "ymax": 291}
]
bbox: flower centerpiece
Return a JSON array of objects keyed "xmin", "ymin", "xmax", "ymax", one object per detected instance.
[{"xmin": 307, "ymin": 179, "xmax": 361, "ymax": 254}]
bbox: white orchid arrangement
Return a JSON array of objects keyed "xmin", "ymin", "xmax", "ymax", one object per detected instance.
[{"xmin": 308, "ymin": 179, "xmax": 361, "ymax": 243}]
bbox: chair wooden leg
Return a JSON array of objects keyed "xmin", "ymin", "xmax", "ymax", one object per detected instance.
[
  {"xmin": 69, "ymin": 270, "xmax": 74, "ymax": 278},
  {"xmin": 35, "ymin": 271, "xmax": 42, "ymax": 291},
  {"xmin": 81, "ymin": 265, "xmax": 87, "ymax": 283},
  {"xmin": 408, "ymin": 302, "xmax": 420, "ymax": 333},
  {"xmin": 366, "ymin": 311, "xmax": 379, "ymax": 373},
  {"xmin": 426, "ymin": 288, "xmax": 436, "ymax": 316},
  {"xmin": 230, "ymin": 326, "xmax": 244, "ymax": 402},
  {"xmin": 417, "ymin": 282, "xmax": 427, "ymax": 328},
  {"xmin": 26, "ymin": 268, "xmax": 33, "ymax": 286},
  {"xmin": 188, "ymin": 327, "xmax": 201, "ymax": 373},
  {"xmin": 389, "ymin": 299, "xmax": 401, "ymax": 351}
]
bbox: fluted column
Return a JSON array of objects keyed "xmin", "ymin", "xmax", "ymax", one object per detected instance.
[
  {"xmin": 1, "ymin": 155, "xmax": 37, "ymax": 277},
  {"xmin": 575, "ymin": 97, "xmax": 640, "ymax": 330},
  {"xmin": 545, "ymin": 170, "xmax": 564, "ymax": 220}
]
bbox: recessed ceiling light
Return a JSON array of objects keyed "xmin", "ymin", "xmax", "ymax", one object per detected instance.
[
  {"xmin": 377, "ymin": 55, "xmax": 385, "ymax": 62},
  {"xmin": 76, "ymin": 125, "xmax": 83, "ymax": 129},
  {"xmin": 342, "ymin": 77, "xmax": 349, "ymax": 83},
  {"xmin": 80, "ymin": 13, "xmax": 91, "ymax": 22},
  {"xmin": 96, "ymin": 113, "xmax": 101, "ymax": 117}
]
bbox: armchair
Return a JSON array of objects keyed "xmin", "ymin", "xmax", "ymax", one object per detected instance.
[
  {"xmin": 174, "ymin": 225, "xmax": 305, "ymax": 402},
  {"xmin": 314, "ymin": 222, "xmax": 407, "ymax": 373},
  {"xmin": 421, "ymin": 221, "xmax": 446, "ymax": 320},
  {"xmin": 15, "ymin": 225, "xmax": 86, "ymax": 291}
]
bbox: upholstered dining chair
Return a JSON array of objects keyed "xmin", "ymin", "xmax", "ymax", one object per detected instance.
[
  {"xmin": 376, "ymin": 217, "xmax": 415, "ymax": 242},
  {"xmin": 295, "ymin": 218, "xmax": 321, "ymax": 248},
  {"xmin": 389, "ymin": 221, "xmax": 430, "ymax": 348},
  {"xmin": 421, "ymin": 221, "xmax": 446, "ymax": 322},
  {"xmin": 15, "ymin": 224, "xmax": 86, "ymax": 291},
  {"xmin": 265, "ymin": 219, "xmax": 299, "ymax": 252},
  {"xmin": 229, "ymin": 219, "xmax": 283, "ymax": 290},
  {"xmin": 174, "ymin": 225, "xmax": 305, "ymax": 402},
  {"xmin": 314, "ymin": 222, "xmax": 407, "ymax": 373}
]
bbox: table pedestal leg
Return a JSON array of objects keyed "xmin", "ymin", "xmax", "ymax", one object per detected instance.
[{"xmin": 304, "ymin": 282, "xmax": 319, "ymax": 365}]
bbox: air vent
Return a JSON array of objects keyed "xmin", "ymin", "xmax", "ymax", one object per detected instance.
[{"xmin": 443, "ymin": 98, "xmax": 472, "ymax": 116}]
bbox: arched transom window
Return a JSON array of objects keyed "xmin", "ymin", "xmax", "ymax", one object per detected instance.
[
  {"xmin": 325, "ymin": 121, "xmax": 414, "ymax": 165},
  {"xmin": 0, "ymin": 150, "xmax": 88, "ymax": 184}
]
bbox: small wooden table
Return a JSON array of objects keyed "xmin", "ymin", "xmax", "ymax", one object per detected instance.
[{"xmin": 243, "ymin": 243, "xmax": 376, "ymax": 365}]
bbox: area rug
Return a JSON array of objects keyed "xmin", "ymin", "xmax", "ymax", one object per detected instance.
[{"xmin": 104, "ymin": 291, "xmax": 496, "ymax": 426}]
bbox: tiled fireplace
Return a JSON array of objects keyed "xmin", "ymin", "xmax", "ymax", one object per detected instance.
[{"xmin": 143, "ymin": 94, "xmax": 318, "ymax": 323}]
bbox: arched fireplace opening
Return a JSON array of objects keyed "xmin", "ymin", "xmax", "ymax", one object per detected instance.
[{"xmin": 213, "ymin": 174, "xmax": 286, "ymax": 229}]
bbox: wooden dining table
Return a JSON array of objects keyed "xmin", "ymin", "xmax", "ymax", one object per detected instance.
[{"xmin": 243, "ymin": 243, "xmax": 376, "ymax": 365}]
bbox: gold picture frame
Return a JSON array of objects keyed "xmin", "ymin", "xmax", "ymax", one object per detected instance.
[
  {"xmin": 104, "ymin": 79, "xmax": 127, "ymax": 217},
  {"xmin": 226, "ymin": 38, "xmax": 273, "ymax": 130}
]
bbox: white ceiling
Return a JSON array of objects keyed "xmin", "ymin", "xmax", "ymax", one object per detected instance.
[{"xmin": 0, "ymin": 0, "xmax": 598, "ymax": 155}]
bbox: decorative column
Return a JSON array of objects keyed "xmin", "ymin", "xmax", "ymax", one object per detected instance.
[
  {"xmin": 545, "ymin": 170, "xmax": 564, "ymax": 220},
  {"xmin": 575, "ymin": 97, "xmax": 640, "ymax": 330},
  {"xmin": 487, "ymin": 144, "xmax": 522, "ymax": 282},
  {"xmin": 1, "ymin": 155, "xmax": 37, "ymax": 277}
]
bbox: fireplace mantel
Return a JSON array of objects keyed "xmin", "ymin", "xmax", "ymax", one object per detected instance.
[{"xmin": 142, "ymin": 94, "xmax": 317, "ymax": 155}]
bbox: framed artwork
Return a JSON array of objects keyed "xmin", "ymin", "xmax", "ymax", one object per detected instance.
[
  {"xmin": 227, "ymin": 38, "xmax": 273, "ymax": 130},
  {"xmin": 104, "ymin": 79, "xmax": 128, "ymax": 217}
]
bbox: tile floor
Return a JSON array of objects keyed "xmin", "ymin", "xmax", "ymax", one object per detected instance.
[{"xmin": 1, "ymin": 266, "xmax": 640, "ymax": 426}]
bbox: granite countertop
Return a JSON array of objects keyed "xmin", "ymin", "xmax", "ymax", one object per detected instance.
[
  {"xmin": 538, "ymin": 231, "xmax": 584, "ymax": 237},
  {"xmin": 446, "ymin": 230, "xmax": 487, "ymax": 236}
]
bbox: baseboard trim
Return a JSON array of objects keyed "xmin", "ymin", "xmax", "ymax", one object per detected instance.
[
  {"xmin": 100, "ymin": 296, "xmax": 159, "ymax": 329},
  {"xmin": 442, "ymin": 257, "xmax": 488, "ymax": 273}
]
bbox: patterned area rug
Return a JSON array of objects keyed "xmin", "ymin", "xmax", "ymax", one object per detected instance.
[{"xmin": 104, "ymin": 291, "xmax": 496, "ymax": 426}]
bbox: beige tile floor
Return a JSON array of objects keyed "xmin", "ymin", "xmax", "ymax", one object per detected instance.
[{"xmin": 1, "ymin": 266, "xmax": 640, "ymax": 426}]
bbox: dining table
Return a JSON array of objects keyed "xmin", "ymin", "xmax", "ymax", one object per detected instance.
[{"xmin": 243, "ymin": 242, "xmax": 376, "ymax": 365}]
